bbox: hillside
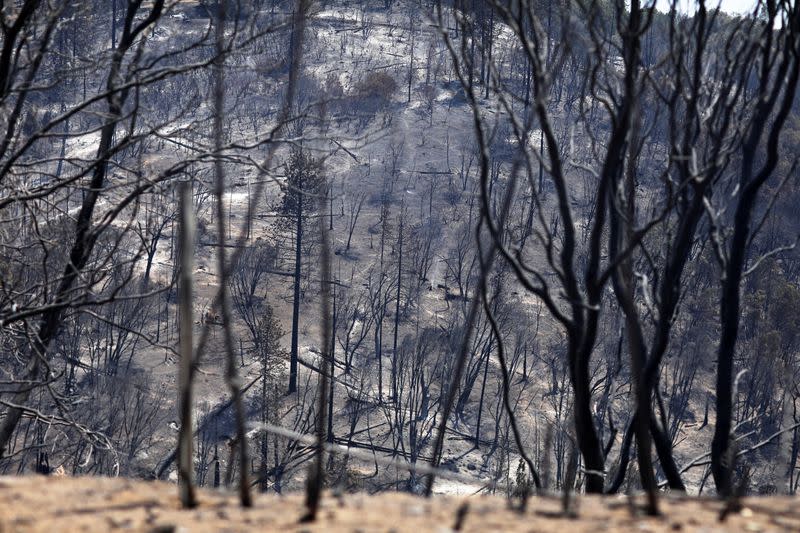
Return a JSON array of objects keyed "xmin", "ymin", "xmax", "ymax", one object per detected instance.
[{"xmin": 1, "ymin": 0, "xmax": 800, "ymax": 512}]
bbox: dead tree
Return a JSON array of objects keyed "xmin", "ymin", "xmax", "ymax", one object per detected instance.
[
  {"xmin": 211, "ymin": 0, "xmax": 251, "ymax": 507},
  {"xmin": 709, "ymin": 0, "xmax": 800, "ymax": 495},
  {"xmin": 0, "ymin": 0, "xmax": 168, "ymax": 459},
  {"xmin": 280, "ymin": 148, "xmax": 326, "ymax": 394},
  {"xmin": 177, "ymin": 181, "xmax": 197, "ymax": 508}
]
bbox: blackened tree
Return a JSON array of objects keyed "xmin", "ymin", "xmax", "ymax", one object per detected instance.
[{"xmin": 280, "ymin": 148, "xmax": 325, "ymax": 393}]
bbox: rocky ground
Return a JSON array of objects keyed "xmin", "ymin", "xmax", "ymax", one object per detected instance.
[{"xmin": 0, "ymin": 476, "xmax": 798, "ymax": 532}]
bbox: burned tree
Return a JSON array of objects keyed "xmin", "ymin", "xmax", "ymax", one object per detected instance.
[{"xmin": 279, "ymin": 148, "xmax": 325, "ymax": 394}]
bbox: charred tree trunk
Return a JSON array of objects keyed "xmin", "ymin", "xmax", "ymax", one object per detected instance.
[{"xmin": 289, "ymin": 176, "xmax": 304, "ymax": 394}]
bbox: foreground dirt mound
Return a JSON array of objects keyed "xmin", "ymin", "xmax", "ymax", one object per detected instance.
[{"xmin": 0, "ymin": 476, "xmax": 798, "ymax": 532}]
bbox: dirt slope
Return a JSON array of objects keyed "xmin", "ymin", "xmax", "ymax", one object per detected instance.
[{"xmin": 0, "ymin": 476, "xmax": 799, "ymax": 532}]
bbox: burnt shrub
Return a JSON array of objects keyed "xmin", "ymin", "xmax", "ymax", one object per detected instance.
[{"xmin": 353, "ymin": 71, "xmax": 397, "ymax": 114}]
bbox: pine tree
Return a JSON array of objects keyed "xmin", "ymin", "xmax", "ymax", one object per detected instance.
[
  {"xmin": 279, "ymin": 148, "xmax": 325, "ymax": 393},
  {"xmin": 256, "ymin": 303, "xmax": 287, "ymax": 491}
]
